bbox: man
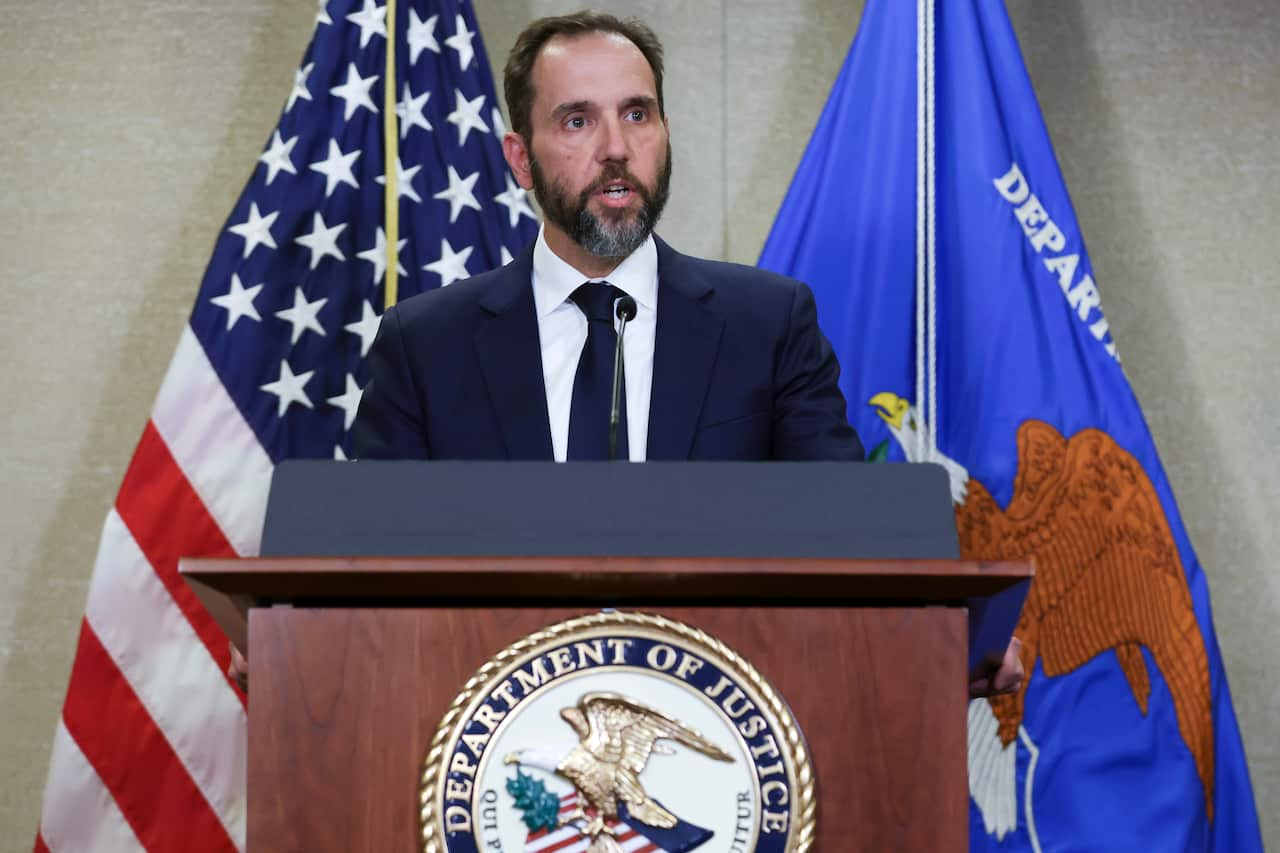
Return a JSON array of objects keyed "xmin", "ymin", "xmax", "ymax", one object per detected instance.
[
  {"xmin": 301, "ymin": 12, "xmax": 1022, "ymax": 698},
  {"xmin": 350, "ymin": 11, "xmax": 864, "ymax": 463}
]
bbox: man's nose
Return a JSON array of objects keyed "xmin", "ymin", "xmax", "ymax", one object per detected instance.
[{"xmin": 597, "ymin": 115, "xmax": 629, "ymax": 162}]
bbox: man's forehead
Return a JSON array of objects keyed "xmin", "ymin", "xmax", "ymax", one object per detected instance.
[
  {"xmin": 539, "ymin": 30, "xmax": 638, "ymax": 60},
  {"xmin": 531, "ymin": 31, "xmax": 657, "ymax": 103}
]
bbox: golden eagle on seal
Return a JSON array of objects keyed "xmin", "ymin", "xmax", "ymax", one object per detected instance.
[
  {"xmin": 869, "ymin": 392, "xmax": 1214, "ymax": 836},
  {"xmin": 506, "ymin": 691, "xmax": 733, "ymax": 852}
]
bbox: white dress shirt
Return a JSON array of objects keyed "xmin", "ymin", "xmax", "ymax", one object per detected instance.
[{"xmin": 531, "ymin": 227, "xmax": 658, "ymax": 462}]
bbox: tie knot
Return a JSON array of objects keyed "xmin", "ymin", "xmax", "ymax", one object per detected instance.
[{"xmin": 570, "ymin": 282, "xmax": 623, "ymax": 324}]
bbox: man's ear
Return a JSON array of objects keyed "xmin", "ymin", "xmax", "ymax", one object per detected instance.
[{"xmin": 503, "ymin": 132, "xmax": 534, "ymax": 191}]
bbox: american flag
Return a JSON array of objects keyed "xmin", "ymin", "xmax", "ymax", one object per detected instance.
[
  {"xmin": 34, "ymin": 1, "xmax": 537, "ymax": 849},
  {"xmin": 528, "ymin": 792, "xmax": 667, "ymax": 853}
]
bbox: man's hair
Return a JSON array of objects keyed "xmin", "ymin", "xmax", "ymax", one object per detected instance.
[{"xmin": 503, "ymin": 10, "xmax": 665, "ymax": 142}]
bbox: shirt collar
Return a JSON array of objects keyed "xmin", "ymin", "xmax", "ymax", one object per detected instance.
[{"xmin": 531, "ymin": 225, "xmax": 658, "ymax": 320}]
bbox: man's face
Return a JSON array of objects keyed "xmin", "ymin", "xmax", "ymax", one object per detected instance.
[{"xmin": 507, "ymin": 32, "xmax": 671, "ymax": 260}]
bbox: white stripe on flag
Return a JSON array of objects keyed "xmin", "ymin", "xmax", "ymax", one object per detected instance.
[
  {"xmin": 620, "ymin": 831, "xmax": 659, "ymax": 852},
  {"xmin": 151, "ymin": 326, "xmax": 273, "ymax": 557},
  {"xmin": 84, "ymin": 509, "xmax": 247, "ymax": 846},
  {"xmin": 527, "ymin": 826, "xmax": 588, "ymax": 852},
  {"xmin": 40, "ymin": 721, "xmax": 146, "ymax": 853}
]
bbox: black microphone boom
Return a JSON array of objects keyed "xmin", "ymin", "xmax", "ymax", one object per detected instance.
[{"xmin": 609, "ymin": 295, "xmax": 638, "ymax": 461}]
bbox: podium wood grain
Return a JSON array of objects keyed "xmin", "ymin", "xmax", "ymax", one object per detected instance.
[{"xmin": 249, "ymin": 606, "xmax": 967, "ymax": 852}]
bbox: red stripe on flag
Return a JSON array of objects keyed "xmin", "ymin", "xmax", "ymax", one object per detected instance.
[
  {"xmin": 538, "ymin": 832, "xmax": 591, "ymax": 853},
  {"xmin": 62, "ymin": 621, "xmax": 237, "ymax": 852},
  {"xmin": 32, "ymin": 832, "xmax": 50, "ymax": 853},
  {"xmin": 115, "ymin": 422, "xmax": 244, "ymax": 703}
]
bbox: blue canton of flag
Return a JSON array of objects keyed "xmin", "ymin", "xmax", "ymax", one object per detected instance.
[
  {"xmin": 194, "ymin": 0, "xmax": 538, "ymax": 463},
  {"xmin": 760, "ymin": 1, "xmax": 1264, "ymax": 851}
]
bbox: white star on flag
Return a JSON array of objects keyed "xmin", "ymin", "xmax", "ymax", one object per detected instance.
[
  {"xmin": 259, "ymin": 131, "xmax": 299, "ymax": 185},
  {"xmin": 287, "ymin": 62, "xmax": 314, "ymax": 113},
  {"xmin": 316, "ymin": 0, "xmax": 332, "ymax": 26},
  {"xmin": 493, "ymin": 174, "xmax": 537, "ymax": 227},
  {"xmin": 344, "ymin": 300, "xmax": 382, "ymax": 358},
  {"xmin": 407, "ymin": 10, "xmax": 440, "ymax": 64},
  {"xmin": 396, "ymin": 84, "xmax": 433, "ymax": 139},
  {"xmin": 260, "ymin": 359, "xmax": 315, "ymax": 417},
  {"xmin": 334, "ymin": 444, "xmax": 349, "ymax": 461},
  {"xmin": 294, "ymin": 212, "xmax": 347, "ymax": 269},
  {"xmin": 445, "ymin": 13, "xmax": 476, "ymax": 71},
  {"xmin": 346, "ymin": 0, "xmax": 387, "ymax": 49},
  {"xmin": 326, "ymin": 374, "xmax": 365, "ymax": 431},
  {"xmin": 309, "ymin": 138, "xmax": 361, "ymax": 197},
  {"xmin": 228, "ymin": 202, "xmax": 278, "ymax": 259},
  {"xmin": 490, "ymin": 106, "xmax": 507, "ymax": 138},
  {"xmin": 330, "ymin": 62, "xmax": 380, "ymax": 121},
  {"xmin": 424, "ymin": 238, "xmax": 474, "ymax": 287},
  {"xmin": 209, "ymin": 273, "xmax": 263, "ymax": 330},
  {"xmin": 446, "ymin": 90, "xmax": 488, "ymax": 146},
  {"xmin": 434, "ymin": 166, "xmax": 482, "ymax": 223},
  {"xmin": 375, "ymin": 158, "xmax": 424, "ymax": 203},
  {"xmin": 275, "ymin": 286, "xmax": 329, "ymax": 344},
  {"xmin": 357, "ymin": 227, "xmax": 407, "ymax": 286},
  {"xmin": 501, "ymin": 246, "xmax": 514, "ymax": 266}
]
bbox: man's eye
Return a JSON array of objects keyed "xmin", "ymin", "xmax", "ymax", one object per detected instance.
[
  {"xmin": 566, "ymin": 116, "xmax": 586, "ymax": 129},
  {"xmin": 626, "ymin": 109, "xmax": 646, "ymax": 121}
]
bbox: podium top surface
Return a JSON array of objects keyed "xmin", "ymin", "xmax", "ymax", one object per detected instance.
[
  {"xmin": 260, "ymin": 460, "xmax": 961, "ymax": 560},
  {"xmin": 180, "ymin": 556, "xmax": 1032, "ymax": 673},
  {"xmin": 183, "ymin": 555, "xmax": 1029, "ymax": 603}
]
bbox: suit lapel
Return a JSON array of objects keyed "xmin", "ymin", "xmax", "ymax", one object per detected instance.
[
  {"xmin": 647, "ymin": 238, "xmax": 725, "ymax": 460},
  {"xmin": 473, "ymin": 247, "xmax": 554, "ymax": 460}
]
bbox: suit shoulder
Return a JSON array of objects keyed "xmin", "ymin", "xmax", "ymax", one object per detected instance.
[
  {"xmin": 679, "ymin": 254, "xmax": 811, "ymax": 297},
  {"xmin": 389, "ymin": 263, "xmax": 517, "ymax": 329}
]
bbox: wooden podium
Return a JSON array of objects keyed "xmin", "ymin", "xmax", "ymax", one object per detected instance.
[{"xmin": 183, "ymin": 554, "xmax": 1031, "ymax": 852}]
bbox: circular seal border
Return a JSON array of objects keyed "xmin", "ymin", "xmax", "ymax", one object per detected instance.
[{"xmin": 419, "ymin": 610, "xmax": 816, "ymax": 853}]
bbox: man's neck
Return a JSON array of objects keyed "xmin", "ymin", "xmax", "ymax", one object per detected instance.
[{"xmin": 542, "ymin": 223, "xmax": 626, "ymax": 279}]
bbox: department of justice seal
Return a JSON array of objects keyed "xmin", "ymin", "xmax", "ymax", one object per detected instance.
[{"xmin": 421, "ymin": 612, "xmax": 814, "ymax": 853}]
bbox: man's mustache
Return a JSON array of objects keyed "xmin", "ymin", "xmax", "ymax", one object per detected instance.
[{"xmin": 578, "ymin": 165, "xmax": 652, "ymax": 205}]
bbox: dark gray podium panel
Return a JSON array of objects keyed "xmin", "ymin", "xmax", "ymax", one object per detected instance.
[{"xmin": 261, "ymin": 461, "xmax": 959, "ymax": 560}]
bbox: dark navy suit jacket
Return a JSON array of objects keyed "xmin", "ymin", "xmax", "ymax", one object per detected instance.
[{"xmin": 351, "ymin": 237, "xmax": 864, "ymax": 461}]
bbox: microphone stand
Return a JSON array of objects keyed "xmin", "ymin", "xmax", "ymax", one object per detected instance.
[{"xmin": 608, "ymin": 295, "xmax": 638, "ymax": 461}]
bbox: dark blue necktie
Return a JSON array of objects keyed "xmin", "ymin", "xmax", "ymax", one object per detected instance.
[{"xmin": 567, "ymin": 282, "xmax": 628, "ymax": 460}]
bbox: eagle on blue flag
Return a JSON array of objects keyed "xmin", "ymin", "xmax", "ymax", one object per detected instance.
[{"xmin": 759, "ymin": 1, "xmax": 1264, "ymax": 850}]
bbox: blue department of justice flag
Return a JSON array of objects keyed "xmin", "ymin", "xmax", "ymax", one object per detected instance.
[
  {"xmin": 194, "ymin": 0, "xmax": 538, "ymax": 463},
  {"xmin": 759, "ymin": 1, "xmax": 1263, "ymax": 850}
]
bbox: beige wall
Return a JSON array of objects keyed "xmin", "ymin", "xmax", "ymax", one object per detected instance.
[{"xmin": 1, "ymin": 0, "xmax": 1275, "ymax": 844}]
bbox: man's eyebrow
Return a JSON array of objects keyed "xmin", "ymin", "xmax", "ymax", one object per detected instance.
[
  {"xmin": 620, "ymin": 95, "xmax": 659, "ymax": 111},
  {"xmin": 550, "ymin": 100, "xmax": 593, "ymax": 120},
  {"xmin": 549, "ymin": 95, "xmax": 659, "ymax": 121}
]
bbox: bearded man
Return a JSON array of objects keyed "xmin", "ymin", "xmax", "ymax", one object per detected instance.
[
  {"xmin": 352, "ymin": 10, "xmax": 864, "ymax": 463},
  {"xmin": 244, "ymin": 12, "xmax": 1024, "ymax": 699}
]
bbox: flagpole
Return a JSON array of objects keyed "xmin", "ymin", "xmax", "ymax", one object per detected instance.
[
  {"xmin": 914, "ymin": 0, "xmax": 926, "ymax": 463},
  {"xmin": 914, "ymin": 0, "xmax": 939, "ymax": 461},
  {"xmin": 925, "ymin": 0, "xmax": 938, "ymax": 461},
  {"xmin": 383, "ymin": 0, "xmax": 400, "ymax": 309}
]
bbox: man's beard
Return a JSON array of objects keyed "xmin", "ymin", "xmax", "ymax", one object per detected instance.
[{"xmin": 530, "ymin": 146, "xmax": 672, "ymax": 260}]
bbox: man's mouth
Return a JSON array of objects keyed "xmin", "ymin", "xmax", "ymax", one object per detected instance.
[{"xmin": 597, "ymin": 181, "xmax": 635, "ymax": 204}]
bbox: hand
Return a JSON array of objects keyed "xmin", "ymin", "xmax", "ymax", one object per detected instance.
[
  {"xmin": 969, "ymin": 636, "xmax": 1024, "ymax": 699},
  {"xmin": 228, "ymin": 642, "xmax": 248, "ymax": 692}
]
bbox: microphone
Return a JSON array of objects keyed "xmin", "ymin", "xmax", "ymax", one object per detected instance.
[{"xmin": 609, "ymin": 294, "xmax": 638, "ymax": 461}]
